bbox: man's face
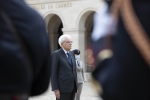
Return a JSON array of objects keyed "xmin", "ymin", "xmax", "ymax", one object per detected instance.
[{"xmin": 61, "ymin": 37, "xmax": 73, "ymax": 51}]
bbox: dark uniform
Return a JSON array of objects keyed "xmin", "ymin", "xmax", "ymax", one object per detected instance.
[
  {"xmin": 91, "ymin": 0, "xmax": 150, "ymax": 100},
  {"xmin": 0, "ymin": 0, "xmax": 51, "ymax": 99}
]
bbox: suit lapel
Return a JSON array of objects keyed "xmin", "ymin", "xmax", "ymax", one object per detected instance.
[{"xmin": 60, "ymin": 48, "xmax": 72, "ymax": 66}]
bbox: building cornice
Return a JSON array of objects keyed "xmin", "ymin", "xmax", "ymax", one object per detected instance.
[
  {"xmin": 62, "ymin": 28, "xmax": 85, "ymax": 32},
  {"xmin": 25, "ymin": 0, "xmax": 85, "ymax": 5}
]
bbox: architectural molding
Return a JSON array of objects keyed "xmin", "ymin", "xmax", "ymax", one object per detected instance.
[
  {"xmin": 62, "ymin": 28, "xmax": 85, "ymax": 32},
  {"xmin": 76, "ymin": 7, "xmax": 96, "ymax": 28},
  {"xmin": 43, "ymin": 10, "xmax": 66, "ymax": 28}
]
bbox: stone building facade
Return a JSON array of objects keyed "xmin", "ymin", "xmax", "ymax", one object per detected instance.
[{"xmin": 25, "ymin": 0, "xmax": 105, "ymax": 72}]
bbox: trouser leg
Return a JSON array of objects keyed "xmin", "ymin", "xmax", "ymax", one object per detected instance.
[{"xmin": 75, "ymin": 83, "xmax": 83, "ymax": 100}]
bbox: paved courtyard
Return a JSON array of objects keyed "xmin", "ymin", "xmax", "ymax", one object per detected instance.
[{"xmin": 29, "ymin": 82, "xmax": 103, "ymax": 100}]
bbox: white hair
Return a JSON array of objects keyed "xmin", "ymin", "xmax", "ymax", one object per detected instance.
[{"xmin": 58, "ymin": 34, "xmax": 71, "ymax": 47}]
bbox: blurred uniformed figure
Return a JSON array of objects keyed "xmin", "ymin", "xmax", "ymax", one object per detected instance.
[
  {"xmin": 72, "ymin": 49, "xmax": 85, "ymax": 100},
  {"xmin": 89, "ymin": 0, "xmax": 150, "ymax": 100},
  {"xmin": 0, "ymin": 0, "xmax": 51, "ymax": 100}
]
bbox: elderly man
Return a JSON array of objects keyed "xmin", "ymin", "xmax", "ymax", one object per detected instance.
[{"xmin": 51, "ymin": 34, "xmax": 77, "ymax": 100}]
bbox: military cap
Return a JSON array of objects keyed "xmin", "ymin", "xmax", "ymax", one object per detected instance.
[{"xmin": 72, "ymin": 49, "xmax": 80, "ymax": 55}]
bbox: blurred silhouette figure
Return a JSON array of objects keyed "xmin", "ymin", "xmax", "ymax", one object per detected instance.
[
  {"xmin": 72, "ymin": 49, "xmax": 85, "ymax": 100},
  {"xmin": 0, "ymin": 0, "xmax": 51, "ymax": 100},
  {"xmin": 89, "ymin": 0, "xmax": 150, "ymax": 100}
]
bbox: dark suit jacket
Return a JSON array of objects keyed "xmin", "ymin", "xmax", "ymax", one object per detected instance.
[
  {"xmin": 51, "ymin": 48, "xmax": 77, "ymax": 93},
  {"xmin": 0, "ymin": 0, "xmax": 51, "ymax": 96}
]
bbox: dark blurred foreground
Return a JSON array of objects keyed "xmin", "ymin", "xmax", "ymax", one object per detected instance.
[{"xmin": 90, "ymin": 0, "xmax": 150, "ymax": 100}]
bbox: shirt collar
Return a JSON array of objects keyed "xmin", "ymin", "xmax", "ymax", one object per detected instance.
[{"xmin": 62, "ymin": 48, "xmax": 69, "ymax": 54}]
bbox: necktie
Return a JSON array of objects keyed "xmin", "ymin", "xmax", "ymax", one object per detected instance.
[{"xmin": 66, "ymin": 53, "xmax": 72, "ymax": 65}]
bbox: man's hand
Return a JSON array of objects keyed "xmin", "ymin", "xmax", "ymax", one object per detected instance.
[
  {"xmin": 54, "ymin": 90, "xmax": 60, "ymax": 99},
  {"xmin": 75, "ymin": 90, "xmax": 78, "ymax": 95}
]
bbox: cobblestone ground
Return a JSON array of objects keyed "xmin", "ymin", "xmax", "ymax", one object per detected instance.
[{"xmin": 29, "ymin": 82, "xmax": 103, "ymax": 100}]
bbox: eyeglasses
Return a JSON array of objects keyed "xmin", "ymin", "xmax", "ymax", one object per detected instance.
[{"xmin": 65, "ymin": 41, "xmax": 73, "ymax": 44}]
